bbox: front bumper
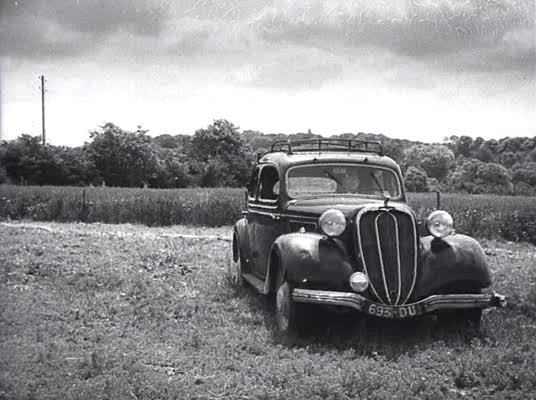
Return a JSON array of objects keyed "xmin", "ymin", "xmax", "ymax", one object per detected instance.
[{"xmin": 293, "ymin": 288, "xmax": 507, "ymax": 319}]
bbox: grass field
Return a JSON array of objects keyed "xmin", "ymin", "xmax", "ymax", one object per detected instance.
[{"xmin": 1, "ymin": 222, "xmax": 535, "ymax": 399}]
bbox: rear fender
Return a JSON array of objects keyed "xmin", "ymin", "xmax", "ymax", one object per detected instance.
[
  {"xmin": 413, "ymin": 234, "xmax": 492, "ymax": 299},
  {"xmin": 264, "ymin": 232, "xmax": 354, "ymax": 294}
]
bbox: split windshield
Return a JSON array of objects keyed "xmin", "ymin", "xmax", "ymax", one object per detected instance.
[{"xmin": 286, "ymin": 164, "xmax": 401, "ymax": 199}]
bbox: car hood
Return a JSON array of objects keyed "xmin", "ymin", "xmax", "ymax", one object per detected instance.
[{"xmin": 284, "ymin": 197, "xmax": 407, "ymax": 218}]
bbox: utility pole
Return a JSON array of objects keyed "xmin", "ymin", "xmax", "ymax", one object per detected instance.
[{"xmin": 39, "ymin": 75, "xmax": 46, "ymax": 145}]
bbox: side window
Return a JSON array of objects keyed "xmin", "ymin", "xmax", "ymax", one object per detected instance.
[
  {"xmin": 247, "ymin": 167, "xmax": 259, "ymax": 201},
  {"xmin": 258, "ymin": 165, "xmax": 279, "ymax": 202}
]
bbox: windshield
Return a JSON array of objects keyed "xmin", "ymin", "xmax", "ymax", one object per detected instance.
[{"xmin": 287, "ymin": 164, "xmax": 401, "ymax": 199}]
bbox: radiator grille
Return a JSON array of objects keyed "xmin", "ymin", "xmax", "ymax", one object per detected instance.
[{"xmin": 356, "ymin": 207, "xmax": 418, "ymax": 305}]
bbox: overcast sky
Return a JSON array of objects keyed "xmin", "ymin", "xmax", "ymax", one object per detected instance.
[{"xmin": 1, "ymin": 0, "xmax": 534, "ymax": 146}]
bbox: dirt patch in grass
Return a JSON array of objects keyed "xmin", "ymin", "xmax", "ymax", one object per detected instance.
[{"xmin": 1, "ymin": 223, "xmax": 535, "ymax": 399}]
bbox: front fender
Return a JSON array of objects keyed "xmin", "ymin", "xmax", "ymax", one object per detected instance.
[
  {"xmin": 412, "ymin": 234, "xmax": 492, "ymax": 299},
  {"xmin": 267, "ymin": 232, "xmax": 354, "ymax": 293}
]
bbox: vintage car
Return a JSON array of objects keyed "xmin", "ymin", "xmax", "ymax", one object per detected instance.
[{"xmin": 231, "ymin": 139, "xmax": 506, "ymax": 334}]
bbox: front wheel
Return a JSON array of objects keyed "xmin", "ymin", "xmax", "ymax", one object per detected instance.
[
  {"xmin": 275, "ymin": 269, "xmax": 300, "ymax": 335},
  {"xmin": 230, "ymin": 248, "xmax": 246, "ymax": 287}
]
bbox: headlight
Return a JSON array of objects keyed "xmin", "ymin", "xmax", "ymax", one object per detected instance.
[
  {"xmin": 318, "ymin": 209, "xmax": 346, "ymax": 237},
  {"xmin": 349, "ymin": 272, "xmax": 369, "ymax": 292},
  {"xmin": 426, "ymin": 210, "xmax": 453, "ymax": 238}
]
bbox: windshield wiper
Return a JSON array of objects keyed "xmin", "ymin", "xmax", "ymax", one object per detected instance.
[
  {"xmin": 370, "ymin": 172, "xmax": 387, "ymax": 198},
  {"xmin": 321, "ymin": 167, "xmax": 343, "ymax": 186}
]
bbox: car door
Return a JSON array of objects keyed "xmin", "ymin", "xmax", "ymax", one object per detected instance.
[
  {"xmin": 244, "ymin": 166, "xmax": 260, "ymax": 271},
  {"xmin": 250, "ymin": 164, "xmax": 285, "ymax": 279}
]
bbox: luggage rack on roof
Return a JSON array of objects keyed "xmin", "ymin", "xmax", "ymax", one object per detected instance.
[{"xmin": 269, "ymin": 139, "xmax": 383, "ymax": 156}]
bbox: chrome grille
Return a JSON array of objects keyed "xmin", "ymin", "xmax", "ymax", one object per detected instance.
[{"xmin": 356, "ymin": 206, "xmax": 418, "ymax": 305}]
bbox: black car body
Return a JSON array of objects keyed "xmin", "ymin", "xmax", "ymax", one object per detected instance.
[{"xmin": 232, "ymin": 139, "xmax": 505, "ymax": 333}]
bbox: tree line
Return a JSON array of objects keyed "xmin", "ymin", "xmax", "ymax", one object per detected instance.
[{"xmin": 1, "ymin": 119, "xmax": 535, "ymax": 195}]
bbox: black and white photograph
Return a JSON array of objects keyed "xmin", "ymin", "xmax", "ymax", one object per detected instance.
[{"xmin": 0, "ymin": 1, "xmax": 535, "ymax": 399}]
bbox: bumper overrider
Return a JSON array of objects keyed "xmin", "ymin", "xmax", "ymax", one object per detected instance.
[{"xmin": 292, "ymin": 288, "xmax": 507, "ymax": 319}]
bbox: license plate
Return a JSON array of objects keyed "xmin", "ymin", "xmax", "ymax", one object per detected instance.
[{"xmin": 364, "ymin": 300, "xmax": 423, "ymax": 319}]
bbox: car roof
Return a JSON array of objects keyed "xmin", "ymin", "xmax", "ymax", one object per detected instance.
[{"xmin": 258, "ymin": 151, "xmax": 400, "ymax": 171}]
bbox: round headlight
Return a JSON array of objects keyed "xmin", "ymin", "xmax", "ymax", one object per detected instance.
[
  {"xmin": 318, "ymin": 209, "xmax": 346, "ymax": 237},
  {"xmin": 426, "ymin": 210, "xmax": 454, "ymax": 238},
  {"xmin": 349, "ymin": 272, "xmax": 369, "ymax": 292}
]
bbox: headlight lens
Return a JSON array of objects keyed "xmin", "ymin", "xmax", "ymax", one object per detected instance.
[
  {"xmin": 349, "ymin": 272, "xmax": 369, "ymax": 292},
  {"xmin": 318, "ymin": 209, "xmax": 346, "ymax": 237},
  {"xmin": 426, "ymin": 210, "xmax": 454, "ymax": 238}
]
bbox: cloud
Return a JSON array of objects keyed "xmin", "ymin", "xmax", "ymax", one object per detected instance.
[
  {"xmin": 252, "ymin": 0, "xmax": 535, "ymax": 72},
  {"xmin": 0, "ymin": 0, "xmax": 171, "ymax": 59},
  {"xmin": 1, "ymin": 0, "xmax": 533, "ymax": 96}
]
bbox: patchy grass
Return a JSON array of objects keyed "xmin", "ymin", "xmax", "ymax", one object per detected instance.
[{"xmin": 1, "ymin": 222, "xmax": 535, "ymax": 399}]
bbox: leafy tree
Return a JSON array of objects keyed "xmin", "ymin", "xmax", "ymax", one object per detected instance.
[
  {"xmin": 499, "ymin": 151, "xmax": 518, "ymax": 168},
  {"xmin": 190, "ymin": 119, "xmax": 244, "ymax": 163},
  {"xmin": 528, "ymin": 148, "xmax": 536, "ymax": 163},
  {"xmin": 427, "ymin": 177, "xmax": 441, "ymax": 192},
  {"xmin": 403, "ymin": 144, "xmax": 455, "ymax": 182},
  {"xmin": 381, "ymin": 140, "xmax": 405, "ymax": 164},
  {"xmin": 475, "ymin": 147, "xmax": 494, "ymax": 163},
  {"xmin": 404, "ymin": 166, "xmax": 429, "ymax": 192},
  {"xmin": 49, "ymin": 146, "xmax": 96, "ymax": 185},
  {"xmin": 0, "ymin": 165, "xmax": 7, "ymax": 184},
  {"xmin": 153, "ymin": 134, "xmax": 180, "ymax": 149},
  {"xmin": 511, "ymin": 162, "xmax": 536, "ymax": 186},
  {"xmin": 447, "ymin": 159, "xmax": 513, "ymax": 194},
  {"xmin": 190, "ymin": 119, "xmax": 252, "ymax": 187},
  {"xmin": 0, "ymin": 135, "xmax": 95, "ymax": 186},
  {"xmin": 86, "ymin": 123, "xmax": 158, "ymax": 187},
  {"xmin": 0, "ymin": 135, "xmax": 55, "ymax": 185},
  {"xmin": 447, "ymin": 135, "xmax": 473, "ymax": 158},
  {"xmin": 149, "ymin": 147, "xmax": 193, "ymax": 188},
  {"xmin": 199, "ymin": 156, "xmax": 230, "ymax": 187},
  {"xmin": 513, "ymin": 182, "xmax": 536, "ymax": 196},
  {"xmin": 242, "ymin": 130, "xmax": 282, "ymax": 153}
]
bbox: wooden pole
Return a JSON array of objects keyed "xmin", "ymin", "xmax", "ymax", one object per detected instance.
[{"xmin": 40, "ymin": 75, "xmax": 46, "ymax": 145}]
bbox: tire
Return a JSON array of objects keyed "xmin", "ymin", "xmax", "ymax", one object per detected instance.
[
  {"xmin": 230, "ymin": 247, "xmax": 246, "ymax": 287},
  {"xmin": 274, "ymin": 268, "xmax": 300, "ymax": 335},
  {"xmin": 437, "ymin": 308, "xmax": 482, "ymax": 330}
]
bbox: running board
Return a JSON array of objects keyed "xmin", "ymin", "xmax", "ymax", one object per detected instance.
[{"xmin": 242, "ymin": 272, "xmax": 266, "ymax": 294}]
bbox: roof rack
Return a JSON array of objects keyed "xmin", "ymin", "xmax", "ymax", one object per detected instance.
[{"xmin": 269, "ymin": 139, "xmax": 383, "ymax": 156}]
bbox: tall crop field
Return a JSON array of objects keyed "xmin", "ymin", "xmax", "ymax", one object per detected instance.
[
  {"xmin": 408, "ymin": 192, "xmax": 536, "ymax": 244},
  {"xmin": 1, "ymin": 185, "xmax": 535, "ymax": 243},
  {"xmin": 0, "ymin": 185, "xmax": 243, "ymax": 227}
]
